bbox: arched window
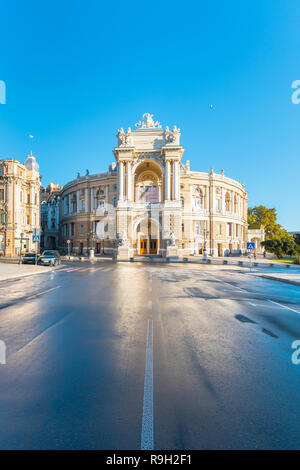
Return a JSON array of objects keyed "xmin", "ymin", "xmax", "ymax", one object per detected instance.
[
  {"xmin": 113, "ymin": 197, "xmax": 117, "ymax": 207},
  {"xmin": 225, "ymin": 192, "xmax": 230, "ymax": 211}
]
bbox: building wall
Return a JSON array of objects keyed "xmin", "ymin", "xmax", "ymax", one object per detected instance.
[
  {"xmin": 0, "ymin": 157, "xmax": 40, "ymax": 256},
  {"xmin": 248, "ymin": 228, "xmax": 265, "ymax": 254}
]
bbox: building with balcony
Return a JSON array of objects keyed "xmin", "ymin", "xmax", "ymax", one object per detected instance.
[
  {"xmin": 59, "ymin": 113, "xmax": 248, "ymax": 257},
  {"xmin": 0, "ymin": 154, "xmax": 41, "ymax": 256}
]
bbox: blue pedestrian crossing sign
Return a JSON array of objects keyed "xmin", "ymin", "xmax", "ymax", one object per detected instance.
[
  {"xmin": 247, "ymin": 242, "xmax": 255, "ymax": 250},
  {"xmin": 32, "ymin": 235, "xmax": 40, "ymax": 243}
]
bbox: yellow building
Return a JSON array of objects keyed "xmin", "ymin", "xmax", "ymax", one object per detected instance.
[
  {"xmin": 0, "ymin": 155, "xmax": 41, "ymax": 257},
  {"xmin": 60, "ymin": 114, "xmax": 248, "ymax": 258}
]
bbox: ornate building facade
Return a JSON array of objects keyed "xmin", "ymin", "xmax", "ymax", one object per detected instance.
[
  {"xmin": 59, "ymin": 114, "xmax": 248, "ymax": 257},
  {"xmin": 40, "ymin": 183, "xmax": 62, "ymax": 250},
  {"xmin": 0, "ymin": 155, "xmax": 40, "ymax": 256}
]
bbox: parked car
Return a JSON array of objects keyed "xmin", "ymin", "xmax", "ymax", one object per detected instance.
[
  {"xmin": 38, "ymin": 250, "xmax": 61, "ymax": 266},
  {"xmin": 22, "ymin": 253, "xmax": 39, "ymax": 264}
]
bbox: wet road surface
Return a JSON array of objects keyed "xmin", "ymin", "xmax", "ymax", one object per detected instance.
[{"xmin": 0, "ymin": 262, "xmax": 300, "ymax": 449}]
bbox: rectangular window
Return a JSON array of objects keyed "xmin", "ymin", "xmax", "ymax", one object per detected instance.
[
  {"xmin": 35, "ymin": 193, "xmax": 38, "ymax": 205},
  {"xmin": 80, "ymin": 224, "xmax": 83, "ymax": 234},
  {"xmin": 27, "ymin": 193, "xmax": 30, "ymax": 204},
  {"xmin": 236, "ymin": 224, "xmax": 239, "ymax": 237},
  {"xmin": 0, "ymin": 188, "xmax": 4, "ymax": 201},
  {"xmin": 216, "ymin": 199, "xmax": 221, "ymax": 211},
  {"xmin": 227, "ymin": 223, "xmax": 232, "ymax": 237},
  {"xmin": 71, "ymin": 223, "xmax": 75, "ymax": 236},
  {"xmin": 182, "ymin": 223, "xmax": 184, "ymax": 233},
  {"xmin": 81, "ymin": 200, "xmax": 85, "ymax": 211},
  {"xmin": 26, "ymin": 215, "xmax": 30, "ymax": 225},
  {"xmin": 217, "ymin": 224, "xmax": 222, "ymax": 235}
]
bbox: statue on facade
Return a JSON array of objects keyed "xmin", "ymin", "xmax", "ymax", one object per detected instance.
[
  {"xmin": 119, "ymin": 230, "xmax": 129, "ymax": 247},
  {"xmin": 165, "ymin": 125, "xmax": 180, "ymax": 145},
  {"xmin": 117, "ymin": 128, "xmax": 133, "ymax": 147},
  {"xmin": 169, "ymin": 231, "xmax": 176, "ymax": 247},
  {"xmin": 135, "ymin": 113, "xmax": 161, "ymax": 129}
]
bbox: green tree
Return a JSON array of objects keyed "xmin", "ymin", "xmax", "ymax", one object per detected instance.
[
  {"xmin": 248, "ymin": 206, "xmax": 279, "ymax": 238},
  {"xmin": 261, "ymin": 237, "xmax": 298, "ymax": 258},
  {"xmin": 293, "ymin": 233, "xmax": 300, "ymax": 246},
  {"xmin": 248, "ymin": 205, "xmax": 299, "ymax": 257}
]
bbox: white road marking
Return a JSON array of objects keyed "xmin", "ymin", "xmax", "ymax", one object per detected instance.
[
  {"xmin": 25, "ymin": 286, "xmax": 61, "ymax": 300},
  {"xmin": 269, "ymin": 300, "xmax": 300, "ymax": 314},
  {"xmin": 141, "ymin": 319, "xmax": 154, "ymax": 450},
  {"xmin": 59, "ymin": 267, "xmax": 81, "ymax": 272}
]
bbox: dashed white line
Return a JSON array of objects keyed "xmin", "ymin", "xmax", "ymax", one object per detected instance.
[
  {"xmin": 25, "ymin": 286, "xmax": 61, "ymax": 300},
  {"xmin": 141, "ymin": 319, "xmax": 154, "ymax": 450},
  {"xmin": 269, "ymin": 300, "xmax": 300, "ymax": 314}
]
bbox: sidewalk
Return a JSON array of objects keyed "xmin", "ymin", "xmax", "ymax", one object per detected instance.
[
  {"xmin": 0, "ymin": 263, "xmax": 58, "ymax": 281},
  {"xmin": 248, "ymin": 271, "xmax": 300, "ymax": 287}
]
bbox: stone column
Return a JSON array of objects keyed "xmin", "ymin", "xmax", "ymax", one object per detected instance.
[
  {"xmin": 173, "ymin": 161, "xmax": 179, "ymax": 200},
  {"xmin": 85, "ymin": 189, "xmax": 88, "ymax": 212},
  {"xmin": 126, "ymin": 161, "xmax": 131, "ymax": 201},
  {"xmin": 91, "ymin": 188, "xmax": 95, "ymax": 210},
  {"xmin": 76, "ymin": 190, "xmax": 80, "ymax": 213},
  {"xmin": 118, "ymin": 162, "xmax": 124, "ymax": 200},
  {"xmin": 165, "ymin": 160, "xmax": 170, "ymax": 200}
]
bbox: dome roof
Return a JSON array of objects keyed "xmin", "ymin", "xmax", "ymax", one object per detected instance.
[{"xmin": 24, "ymin": 154, "xmax": 39, "ymax": 172}]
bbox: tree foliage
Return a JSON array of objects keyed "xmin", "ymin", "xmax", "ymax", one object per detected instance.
[
  {"xmin": 261, "ymin": 238, "xmax": 298, "ymax": 259},
  {"xmin": 248, "ymin": 205, "xmax": 299, "ymax": 258}
]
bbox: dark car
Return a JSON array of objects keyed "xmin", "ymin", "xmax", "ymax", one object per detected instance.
[
  {"xmin": 38, "ymin": 250, "xmax": 61, "ymax": 266},
  {"xmin": 22, "ymin": 253, "xmax": 39, "ymax": 264}
]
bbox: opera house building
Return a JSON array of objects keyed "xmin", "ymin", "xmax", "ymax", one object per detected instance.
[{"xmin": 59, "ymin": 114, "xmax": 248, "ymax": 259}]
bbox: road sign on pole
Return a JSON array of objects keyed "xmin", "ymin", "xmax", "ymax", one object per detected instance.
[
  {"xmin": 247, "ymin": 242, "xmax": 255, "ymax": 250},
  {"xmin": 32, "ymin": 235, "xmax": 40, "ymax": 243}
]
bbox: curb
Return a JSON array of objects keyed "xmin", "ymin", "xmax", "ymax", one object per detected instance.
[{"xmin": 249, "ymin": 273, "xmax": 300, "ymax": 287}]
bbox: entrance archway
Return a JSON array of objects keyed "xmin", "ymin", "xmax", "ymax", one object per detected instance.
[{"xmin": 136, "ymin": 218, "xmax": 160, "ymax": 255}]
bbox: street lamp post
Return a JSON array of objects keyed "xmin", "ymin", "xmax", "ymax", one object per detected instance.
[
  {"xmin": 203, "ymin": 227, "xmax": 208, "ymax": 260},
  {"xmin": 0, "ymin": 163, "xmax": 8, "ymax": 257}
]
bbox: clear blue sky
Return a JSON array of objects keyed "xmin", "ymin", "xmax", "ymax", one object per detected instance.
[{"xmin": 0, "ymin": 0, "xmax": 299, "ymax": 230}]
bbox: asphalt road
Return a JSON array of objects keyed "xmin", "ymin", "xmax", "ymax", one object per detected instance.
[{"xmin": 0, "ymin": 261, "xmax": 300, "ymax": 450}]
